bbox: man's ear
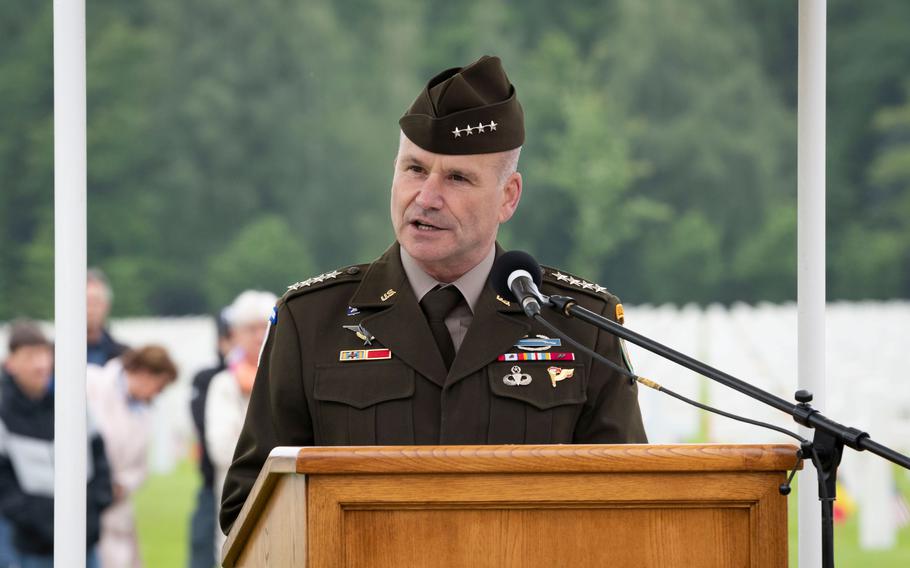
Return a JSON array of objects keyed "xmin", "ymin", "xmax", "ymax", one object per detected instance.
[{"xmin": 498, "ymin": 172, "xmax": 522, "ymax": 223}]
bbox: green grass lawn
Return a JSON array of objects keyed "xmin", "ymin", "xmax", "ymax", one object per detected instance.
[
  {"xmin": 134, "ymin": 459, "xmax": 910, "ymax": 567},
  {"xmin": 134, "ymin": 459, "xmax": 199, "ymax": 568},
  {"xmin": 786, "ymin": 476, "xmax": 910, "ymax": 567}
]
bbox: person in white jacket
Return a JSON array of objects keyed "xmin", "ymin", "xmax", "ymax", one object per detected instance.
[
  {"xmin": 86, "ymin": 345, "xmax": 177, "ymax": 568},
  {"xmin": 206, "ymin": 290, "xmax": 276, "ymax": 557}
]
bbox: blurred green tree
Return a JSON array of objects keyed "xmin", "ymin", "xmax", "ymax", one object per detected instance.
[
  {"xmin": 206, "ymin": 215, "xmax": 315, "ymax": 309},
  {"xmin": 1, "ymin": 0, "xmax": 909, "ymax": 320}
]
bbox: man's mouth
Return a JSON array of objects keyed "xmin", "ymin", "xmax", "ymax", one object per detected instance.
[{"xmin": 411, "ymin": 220, "xmax": 445, "ymax": 231}]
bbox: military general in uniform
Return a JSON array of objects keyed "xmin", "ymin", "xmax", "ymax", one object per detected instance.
[{"xmin": 219, "ymin": 55, "xmax": 648, "ymax": 535}]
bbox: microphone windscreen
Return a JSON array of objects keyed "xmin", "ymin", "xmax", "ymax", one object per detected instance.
[{"xmin": 490, "ymin": 250, "xmax": 543, "ymax": 301}]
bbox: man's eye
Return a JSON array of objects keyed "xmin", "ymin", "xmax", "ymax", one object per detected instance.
[
  {"xmin": 406, "ymin": 165, "xmax": 425, "ymax": 174},
  {"xmin": 450, "ymin": 174, "xmax": 468, "ymax": 183}
]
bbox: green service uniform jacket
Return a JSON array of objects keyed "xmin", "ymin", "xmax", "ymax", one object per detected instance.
[{"xmin": 220, "ymin": 243, "xmax": 647, "ymax": 533}]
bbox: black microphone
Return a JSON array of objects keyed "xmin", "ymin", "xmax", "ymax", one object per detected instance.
[{"xmin": 490, "ymin": 250, "xmax": 546, "ymax": 317}]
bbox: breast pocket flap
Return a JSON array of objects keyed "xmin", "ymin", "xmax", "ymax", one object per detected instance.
[{"xmin": 314, "ymin": 362, "xmax": 415, "ymax": 409}]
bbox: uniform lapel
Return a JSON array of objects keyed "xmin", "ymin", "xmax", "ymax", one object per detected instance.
[
  {"xmin": 350, "ymin": 243, "xmax": 449, "ymax": 387},
  {"xmin": 446, "ymin": 271, "xmax": 530, "ymax": 388}
]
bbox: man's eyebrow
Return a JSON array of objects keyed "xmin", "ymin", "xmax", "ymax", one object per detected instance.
[
  {"xmin": 398, "ymin": 155, "xmax": 478, "ymax": 181},
  {"xmin": 399, "ymin": 154, "xmax": 426, "ymax": 168},
  {"xmin": 444, "ymin": 167, "xmax": 479, "ymax": 181}
]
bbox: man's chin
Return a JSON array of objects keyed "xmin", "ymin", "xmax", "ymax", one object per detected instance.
[{"xmin": 399, "ymin": 238, "xmax": 454, "ymax": 265}]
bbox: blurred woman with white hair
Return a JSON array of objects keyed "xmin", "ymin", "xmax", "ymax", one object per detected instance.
[{"xmin": 206, "ymin": 289, "xmax": 277, "ymax": 555}]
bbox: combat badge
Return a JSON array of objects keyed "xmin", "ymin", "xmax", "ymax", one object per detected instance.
[
  {"xmin": 342, "ymin": 324, "xmax": 375, "ymax": 346},
  {"xmin": 514, "ymin": 335, "xmax": 561, "ymax": 351},
  {"xmin": 547, "ymin": 367, "xmax": 575, "ymax": 388},
  {"xmin": 502, "ymin": 365, "xmax": 532, "ymax": 386}
]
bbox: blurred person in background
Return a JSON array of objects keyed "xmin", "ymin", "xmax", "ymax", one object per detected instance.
[
  {"xmin": 206, "ymin": 290, "xmax": 275, "ymax": 557},
  {"xmin": 86, "ymin": 345, "xmax": 178, "ymax": 568},
  {"xmin": 187, "ymin": 312, "xmax": 231, "ymax": 568},
  {"xmin": 0, "ymin": 322, "xmax": 30, "ymax": 568},
  {"xmin": 87, "ymin": 268, "xmax": 128, "ymax": 367},
  {"xmin": 0, "ymin": 320, "xmax": 113, "ymax": 568}
]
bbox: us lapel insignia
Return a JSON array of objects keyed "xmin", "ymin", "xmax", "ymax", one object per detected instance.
[
  {"xmin": 515, "ymin": 335, "xmax": 561, "ymax": 351},
  {"xmin": 380, "ymin": 289, "xmax": 396, "ymax": 302},
  {"xmin": 547, "ymin": 366, "xmax": 575, "ymax": 388},
  {"xmin": 342, "ymin": 324, "xmax": 375, "ymax": 346},
  {"xmin": 503, "ymin": 365, "xmax": 532, "ymax": 386},
  {"xmin": 495, "ymin": 295, "xmax": 511, "ymax": 306},
  {"xmin": 339, "ymin": 348, "xmax": 392, "ymax": 362}
]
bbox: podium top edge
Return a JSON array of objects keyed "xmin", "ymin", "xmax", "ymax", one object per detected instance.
[{"xmin": 275, "ymin": 444, "xmax": 802, "ymax": 474}]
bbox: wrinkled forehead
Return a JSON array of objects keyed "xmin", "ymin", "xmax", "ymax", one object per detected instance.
[{"xmin": 396, "ymin": 132, "xmax": 500, "ymax": 176}]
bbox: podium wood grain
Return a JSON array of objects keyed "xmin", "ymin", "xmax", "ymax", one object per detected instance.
[{"xmin": 223, "ymin": 444, "xmax": 799, "ymax": 567}]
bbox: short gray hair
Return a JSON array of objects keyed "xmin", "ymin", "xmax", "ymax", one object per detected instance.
[
  {"xmin": 497, "ymin": 147, "xmax": 522, "ymax": 184},
  {"xmin": 87, "ymin": 267, "xmax": 113, "ymax": 303}
]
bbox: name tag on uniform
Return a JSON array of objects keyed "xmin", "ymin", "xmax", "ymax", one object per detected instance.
[
  {"xmin": 339, "ymin": 348, "xmax": 392, "ymax": 361},
  {"xmin": 497, "ymin": 352, "xmax": 575, "ymax": 361}
]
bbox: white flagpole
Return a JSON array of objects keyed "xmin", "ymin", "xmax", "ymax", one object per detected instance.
[
  {"xmin": 53, "ymin": 0, "xmax": 88, "ymax": 566},
  {"xmin": 797, "ymin": 1, "xmax": 827, "ymax": 567}
]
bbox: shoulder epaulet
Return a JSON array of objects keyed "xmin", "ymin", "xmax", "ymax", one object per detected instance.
[
  {"xmin": 541, "ymin": 266, "xmax": 624, "ymax": 324},
  {"xmin": 541, "ymin": 266, "xmax": 617, "ymax": 301},
  {"xmin": 541, "ymin": 266, "xmax": 613, "ymax": 297},
  {"xmin": 280, "ymin": 265, "xmax": 366, "ymax": 304}
]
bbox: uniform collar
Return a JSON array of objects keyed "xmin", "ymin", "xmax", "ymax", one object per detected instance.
[
  {"xmin": 348, "ymin": 241, "xmax": 523, "ymax": 314},
  {"xmin": 347, "ymin": 241, "xmax": 528, "ymax": 387},
  {"xmin": 399, "ymin": 244, "xmax": 495, "ymax": 314}
]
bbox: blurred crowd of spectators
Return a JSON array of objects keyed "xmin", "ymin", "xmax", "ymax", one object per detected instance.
[{"xmin": 0, "ymin": 269, "xmax": 274, "ymax": 568}]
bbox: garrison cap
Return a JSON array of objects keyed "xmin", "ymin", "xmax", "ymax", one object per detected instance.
[{"xmin": 399, "ymin": 55, "xmax": 524, "ymax": 155}]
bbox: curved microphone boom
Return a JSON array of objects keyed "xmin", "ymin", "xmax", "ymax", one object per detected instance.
[{"xmin": 490, "ymin": 250, "xmax": 547, "ymax": 316}]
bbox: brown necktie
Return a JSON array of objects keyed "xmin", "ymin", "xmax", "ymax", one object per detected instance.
[{"xmin": 419, "ymin": 285, "xmax": 464, "ymax": 370}]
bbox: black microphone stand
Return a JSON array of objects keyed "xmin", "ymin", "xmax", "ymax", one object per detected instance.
[{"xmin": 546, "ymin": 294, "xmax": 910, "ymax": 568}]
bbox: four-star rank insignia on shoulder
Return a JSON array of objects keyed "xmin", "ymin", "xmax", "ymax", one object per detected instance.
[
  {"xmin": 283, "ymin": 265, "xmax": 365, "ymax": 303},
  {"xmin": 548, "ymin": 270, "xmax": 609, "ymax": 294},
  {"xmin": 287, "ymin": 269, "xmax": 343, "ymax": 291}
]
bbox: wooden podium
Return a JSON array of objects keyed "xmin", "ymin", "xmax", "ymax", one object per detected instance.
[{"xmin": 222, "ymin": 444, "xmax": 799, "ymax": 567}]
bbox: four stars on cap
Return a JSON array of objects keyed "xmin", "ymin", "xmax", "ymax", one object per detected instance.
[{"xmin": 452, "ymin": 120, "xmax": 498, "ymax": 138}]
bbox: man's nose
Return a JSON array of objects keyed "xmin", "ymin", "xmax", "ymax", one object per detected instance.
[{"xmin": 414, "ymin": 173, "xmax": 445, "ymax": 210}]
